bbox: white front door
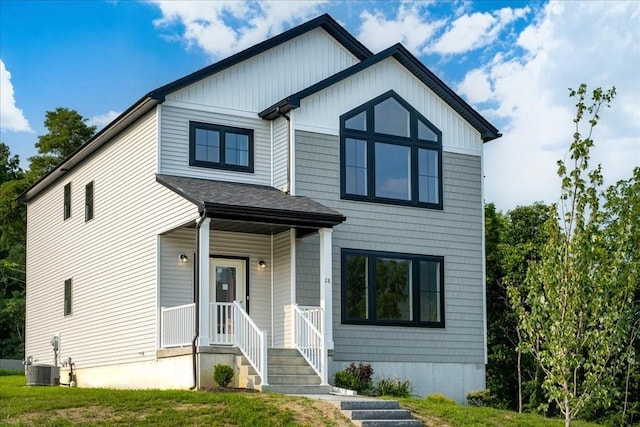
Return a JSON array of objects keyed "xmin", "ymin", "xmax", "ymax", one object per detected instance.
[{"xmin": 209, "ymin": 258, "xmax": 247, "ymax": 344}]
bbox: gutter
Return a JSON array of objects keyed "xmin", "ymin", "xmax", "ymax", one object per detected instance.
[{"xmin": 190, "ymin": 208, "xmax": 207, "ymax": 390}]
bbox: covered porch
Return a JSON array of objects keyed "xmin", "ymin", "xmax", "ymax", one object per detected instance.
[{"xmin": 156, "ymin": 174, "xmax": 345, "ymax": 388}]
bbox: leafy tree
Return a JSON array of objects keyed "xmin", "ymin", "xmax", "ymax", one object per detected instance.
[
  {"xmin": 29, "ymin": 107, "xmax": 96, "ymax": 177},
  {"xmin": 509, "ymin": 84, "xmax": 637, "ymax": 426}
]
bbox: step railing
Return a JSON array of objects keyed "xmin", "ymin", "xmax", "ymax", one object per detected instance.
[
  {"xmin": 292, "ymin": 304, "xmax": 327, "ymax": 384},
  {"xmin": 210, "ymin": 302, "xmax": 234, "ymax": 345},
  {"xmin": 234, "ymin": 301, "xmax": 268, "ymax": 386},
  {"xmin": 160, "ymin": 303, "xmax": 195, "ymax": 348}
]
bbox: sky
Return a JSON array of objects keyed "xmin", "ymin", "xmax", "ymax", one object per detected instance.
[{"xmin": 1, "ymin": 0, "xmax": 639, "ymax": 212}]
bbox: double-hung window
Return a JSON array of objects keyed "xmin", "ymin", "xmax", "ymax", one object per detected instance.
[
  {"xmin": 341, "ymin": 91, "xmax": 442, "ymax": 209},
  {"xmin": 85, "ymin": 181, "xmax": 94, "ymax": 222},
  {"xmin": 63, "ymin": 183, "xmax": 71, "ymax": 220},
  {"xmin": 342, "ymin": 249, "xmax": 444, "ymax": 327},
  {"xmin": 189, "ymin": 122, "xmax": 254, "ymax": 172},
  {"xmin": 64, "ymin": 278, "xmax": 72, "ymax": 316}
]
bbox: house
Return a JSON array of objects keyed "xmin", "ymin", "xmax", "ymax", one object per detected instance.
[{"xmin": 21, "ymin": 14, "xmax": 500, "ymax": 402}]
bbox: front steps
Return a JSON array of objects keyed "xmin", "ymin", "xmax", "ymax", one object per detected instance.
[
  {"xmin": 338, "ymin": 400, "xmax": 423, "ymax": 427},
  {"xmin": 237, "ymin": 348, "xmax": 331, "ymax": 394}
]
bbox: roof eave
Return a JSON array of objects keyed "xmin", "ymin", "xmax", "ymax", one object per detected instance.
[{"xmin": 19, "ymin": 97, "xmax": 161, "ymax": 203}]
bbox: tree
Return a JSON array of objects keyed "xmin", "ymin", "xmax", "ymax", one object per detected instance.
[
  {"xmin": 509, "ymin": 84, "xmax": 637, "ymax": 426},
  {"xmin": 29, "ymin": 107, "xmax": 96, "ymax": 177}
]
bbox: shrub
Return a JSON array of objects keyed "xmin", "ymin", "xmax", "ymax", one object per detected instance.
[
  {"xmin": 466, "ymin": 389, "xmax": 490, "ymax": 407},
  {"xmin": 334, "ymin": 362, "xmax": 373, "ymax": 393},
  {"xmin": 373, "ymin": 376, "xmax": 413, "ymax": 397},
  {"xmin": 425, "ymin": 393, "xmax": 456, "ymax": 404},
  {"xmin": 213, "ymin": 364, "xmax": 234, "ymax": 388}
]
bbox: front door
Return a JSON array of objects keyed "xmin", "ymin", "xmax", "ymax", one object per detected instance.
[{"xmin": 210, "ymin": 258, "xmax": 247, "ymax": 344}]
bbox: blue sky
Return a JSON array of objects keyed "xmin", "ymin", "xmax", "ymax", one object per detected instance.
[{"xmin": 1, "ymin": 0, "xmax": 639, "ymax": 211}]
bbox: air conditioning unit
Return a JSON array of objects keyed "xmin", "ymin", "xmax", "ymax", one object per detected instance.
[{"xmin": 26, "ymin": 364, "xmax": 60, "ymax": 386}]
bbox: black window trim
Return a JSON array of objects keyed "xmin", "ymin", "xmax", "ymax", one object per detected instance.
[
  {"xmin": 63, "ymin": 182, "xmax": 71, "ymax": 220},
  {"xmin": 340, "ymin": 90, "xmax": 443, "ymax": 210},
  {"xmin": 189, "ymin": 121, "xmax": 254, "ymax": 173},
  {"xmin": 64, "ymin": 278, "xmax": 72, "ymax": 316},
  {"xmin": 85, "ymin": 181, "xmax": 94, "ymax": 222},
  {"xmin": 341, "ymin": 248, "xmax": 445, "ymax": 328}
]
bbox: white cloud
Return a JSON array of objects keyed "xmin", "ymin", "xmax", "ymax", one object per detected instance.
[
  {"xmin": 430, "ymin": 6, "xmax": 530, "ymax": 55},
  {"xmin": 357, "ymin": 3, "xmax": 446, "ymax": 54},
  {"xmin": 150, "ymin": 1, "xmax": 326, "ymax": 59},
  {"xmin": 457, "ymin": 68, "xmax": 492, "ymax": 104},
  {"xmin": 477, "ymin": 1, "xmax": 640, "ymax": 211},
  {"xmin": 88, "ymin": 110, "xmax": 120, "ymax": 130},
  {"xmin": 0, "ymin": 60, "xmax": 33, "ymax": 133}
]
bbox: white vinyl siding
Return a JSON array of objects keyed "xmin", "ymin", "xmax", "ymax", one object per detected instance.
[
  {"xmin": 165, "ymin": 28, "xmax": 359, "ymax": 113},
  {"xmin": 25, "ymin": 110, "xmax": 197, "ymax": 369},
  {"xmin": 295, "ymin": 130, "xmax": 484, "ymax": 364},
  {"xmin": 272, "ymin": 117, "xmax": 289, "ymax": 191},
  {"xmin": 272, "ymin": 230, "xmax": 292, "ymax": 347},
  {"xmin": 160, "ymin": 106, "xmax": 271, "ymax": 185},
  {"xmin": 295, "ymin": 57, "xmax": 482, "ymax": 156}
]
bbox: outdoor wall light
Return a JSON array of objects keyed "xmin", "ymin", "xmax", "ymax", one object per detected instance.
[
  {"xmin": 258, "ymin": 260, "xmax": 267, "ymax": 269},
  {"xmin": 179, "ymin": 254, "xmax": 188, "ymax": 263}
]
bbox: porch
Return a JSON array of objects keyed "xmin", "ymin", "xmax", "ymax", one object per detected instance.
[{"xmin": 155, "ymin": 174, "xmax": 345, "ymax": 390}]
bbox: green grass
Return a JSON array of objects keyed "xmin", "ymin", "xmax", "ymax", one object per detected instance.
[
  {"xmin": 399, "ymin": 395, "xmax": 601, "ymax": 427},
  {"xmin": 1, "ymin": 374, "xmax": 604, "ymax": 426},
  {"xmin": 0, "ymin": 375, "xmax": 349, "ymax": 426}
]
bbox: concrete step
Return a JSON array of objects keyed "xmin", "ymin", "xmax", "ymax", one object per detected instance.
[
  {"xmin": 339, "ymin": 400, "xmax": 400, "ymax": 410},
  {"xmin": 353, "ymin": 420, "xmax": 423, "ymax": 427},
  {"xmin": 267, "ymin": 355, "xmax": 310, "ymax": 366},
  {"xmin": 267, "ymin": 348, "xmax": 302, "ymax": 357},
  {"xmin": 267, "ymin": 374, "xmax": 321, "ymax": 385},
  {"xmin": 268, "ymin": 365, "xmax": 316, "ymax": 375},
  {"xmin": 259, "ymin": 384, "xmax": 333, "ymax": 394},
  {"xmin": 345, "ymin": 409, "xmax": 413, "ymax": 420}
]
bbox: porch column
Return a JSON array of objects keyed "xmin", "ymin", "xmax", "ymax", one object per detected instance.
[
  {"xmin": 198, "ymin": 218, "xmax": 211, "ymax": 347},
  {"xmin": 319, "ymin": 228, "xmax": 334, "ymax": 350}
]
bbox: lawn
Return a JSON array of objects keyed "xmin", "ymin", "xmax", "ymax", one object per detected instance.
[{"xmin": 1, "ymin": 373, "xmax": 602, "ymax": 426}]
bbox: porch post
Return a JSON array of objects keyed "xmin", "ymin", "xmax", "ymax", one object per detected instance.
[
  {"xmin": 198, "ymin": 218, "xmax": 211, "ymax": 347},
  {"xmin": 319, "ymin": 228, "xmax": 334, "ymax": 350}
]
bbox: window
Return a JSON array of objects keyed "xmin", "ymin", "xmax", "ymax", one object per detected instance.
[
  {"xmin": 189, "ymin": 122, "xmax": 253, "ymax": 172},
  {"xmin": 63, "ymin": 183, "xmax": 71, "ymax": 220},
  {"xmin": 340, "ymin": 91, "xmax": 442, "ymax": 209},
  {"xmin": 342, "ymin": 249, "xmax": 444, "ymax": 327},
  {"xmin": 64, "ymin": 279, "xmax": 72, "ymax": 316},
  {"xmin": 85, "ymin": 182, "xmax": 94, "ymax": 222}
]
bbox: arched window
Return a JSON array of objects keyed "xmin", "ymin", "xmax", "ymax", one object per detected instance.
[{"xmin": 340, "ymin": 91, "xmax": 442, "ymax": 209}]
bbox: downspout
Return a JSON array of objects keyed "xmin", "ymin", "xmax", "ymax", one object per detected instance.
[
  {"xmin": 276, "ymin": 107, "xmax": 291, "ymax": 194},
  {"xmin": 190, "ymin": 208, "xmax": 207, "ymax": 390}
]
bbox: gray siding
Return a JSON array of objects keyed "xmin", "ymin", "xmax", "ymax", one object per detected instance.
[{"xmin": 295, "ymin": 131, "xmax": 484, "ymax": 364}]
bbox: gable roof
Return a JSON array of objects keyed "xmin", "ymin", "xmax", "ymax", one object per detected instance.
[
  {"xmin": 259, "ymin": 43, "xmax": 501, "ymax": 142},
  {"xmin": 19, "ymin": 14, "xmax": 371, "ymax": 203}
]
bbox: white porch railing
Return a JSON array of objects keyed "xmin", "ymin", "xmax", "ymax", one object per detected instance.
[
  {"xmin": 292, "ymin": 304, "xmax": 327, "ymax": 384},
  {"xmin": 210, "ymin": 302, "xmax": 234, "ymax": 345},
  {"xmin": 233, "ymin": 301, "xmax": 268, "ymax": 385},
  {"xmin": 160, "ymin": 303, "xmax": 195, "ymax": 348}
]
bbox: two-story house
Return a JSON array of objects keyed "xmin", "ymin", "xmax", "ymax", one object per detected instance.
[{"xmin": 21, "ymin": 14, "xmax": 500, "ymax": 402}]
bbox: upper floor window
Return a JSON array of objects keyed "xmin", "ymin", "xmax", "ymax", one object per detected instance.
[
  {"xmin": 342, "ymin": 249, "xmax": 444, "ymax": 328},
  {"xmin": 340, "ymin": 91, "xmax": 442, "ymax": 209},
  {"xmin": 85, "ymin": 181, "xmax": 94, "ymax": 222},
  {"xmin": 189, "ymin": 122, "xmax": 254, "ymax": 173},
  {"xmin": 63, "ymin": 183, "xmax": 71, "ymax": 220},
  {"xmin": 64, "ymin": 278, "xmax": 72, "ymax": 316}
]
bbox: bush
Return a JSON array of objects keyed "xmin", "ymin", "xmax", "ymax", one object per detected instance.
[
  {"xmin": 213, "ymin": 364, "xmax": 234, "ymax": 388},
  {"xmin": 373, "ymin": 376, "xmax": 413, "ymax": 397},
  {"xmin": 334, "ymin": 362, "xmax": 373, "ymax": 393},
  {"xmin": 466, "ymin": 389, "xmax": 490, "ymax": 406},
  {"xmin": 425, "ymin": 393, "xmax": 456, "ymax": 404}
]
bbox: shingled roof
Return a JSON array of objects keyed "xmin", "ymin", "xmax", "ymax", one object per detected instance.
[{"xmin": 156, "ymin": 174, "xmax": 346, "ymax": 232}]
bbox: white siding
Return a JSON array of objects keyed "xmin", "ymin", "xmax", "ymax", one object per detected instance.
[
  {"xmin": 25, "ymin": 110, "xmax": 198, "ymax": 369},
  {"xmin": 159, "ymin": 231, "xmax": 196, "ymax": 308},
  {"xmin": 272, "ymin": 231, "xmax": 292, "ymax": 347},
  {"xmin": 272, "ymin": 117, "xmax": 289, "ymax": 191},
  {"xmin": 295, "ymin": 57, "xmax": 483, "ymax": 156},
  {"xmin": 159, "ymin": 106, "xmax": 271, "ymax": 185},
  {"xmin": 166, "ymin": 28, "xmax": 359, "ymax": 113}
]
